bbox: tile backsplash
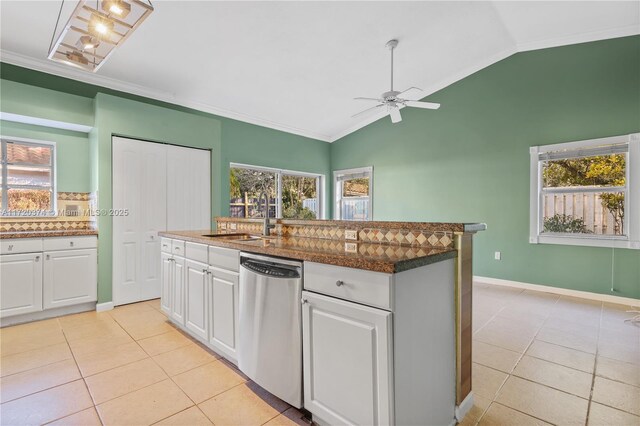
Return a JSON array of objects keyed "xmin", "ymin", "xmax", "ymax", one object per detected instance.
[
  {"xmin": 0, "ymin": 192, "xmax": 95, "ymax": 233},
  {"xmin": 215, "ymin": 218, "xmax": 456, "ymax": 248}
]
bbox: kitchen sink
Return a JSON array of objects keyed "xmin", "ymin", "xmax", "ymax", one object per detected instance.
[{"xmin": 201, "ymin": 233, "xmax": 265, "ymax": 242}]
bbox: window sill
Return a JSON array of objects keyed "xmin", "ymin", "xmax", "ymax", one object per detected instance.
[{"xmin": 530, "ymin": 234, "xmax": 640, "ymax": 249}]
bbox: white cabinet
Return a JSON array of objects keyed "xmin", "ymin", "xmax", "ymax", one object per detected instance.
[
  {"xmin": 160, "ymin": 239, "xmax": 240, "ymax": 364},
  {"xmin": 208, "ymin": 267, "xmax": 239, "ymax": 362},
  {"xmin": 302, "ymin": 291, "xmax": 393, "ymax": 426},
  {"xmin": 0, "ymin": 253, "xmax": 43, "ymax": 318},
  {"xmin": 43, "ymin": 249, "xmax": 97, "ymax": 309},
  {"xmin": 185, "ymin": 258, "xmax": 209, "ymax": 340},
  {"xmin": 1, "ymin": 236, "xmax": 98, "ymax": 321},
  {"xmin": 160, "ymin": 252, "xmax": 173, "ymax": 315},
  {"xmin": 171, "ymin": 255, "xmax": 186, "ymax": 325}
]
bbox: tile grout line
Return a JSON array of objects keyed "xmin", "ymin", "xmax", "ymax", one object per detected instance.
[{"xmin": 584, "ymin": 301, "xmax": 603, "ymax": 426}]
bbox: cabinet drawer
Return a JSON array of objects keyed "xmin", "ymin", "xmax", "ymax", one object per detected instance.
[
  {"xmin": 1, "ymin": 238, "xmax": 43, "ymax": 255},
  {"xmin": 43, "ymin": 236, "xmax": 97, "ymax": 251},
  {"xmin": 209, "ymin": 246, "xmax": 239, "ymax": 272},
  {"xmin": 172, "ymin": 240, "xmax": 185, "ymax": 256},
  {"xmin": 304, "ymin": 262, "xmax": 393, "ymax": 310},
  {"xmin": 186, "ymin": 242, "xmax": 208, "ymax": 263},
  {"xmin": 161, "ymin": 238, "xmax": 172, "ymax": 253}
]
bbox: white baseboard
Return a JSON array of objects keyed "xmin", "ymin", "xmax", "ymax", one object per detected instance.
[
  {"xmin": 455, "ymin": 392, "xmax": 474, "ymax": 422},
  {"xmin": 1, "ymin": 303, "xmax": 96, "ymax": 327},
  {"xmin": 96, "ymin": 301, "xmax": 114, "ymax": 312},
  {"xmin": 474, "ymin": 275, "xmax": 639, "ymax": 306}
]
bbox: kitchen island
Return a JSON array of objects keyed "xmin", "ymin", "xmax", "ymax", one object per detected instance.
[{"xmin": 160, "ymin": 218, "xmax": 484, "ymax": 426}]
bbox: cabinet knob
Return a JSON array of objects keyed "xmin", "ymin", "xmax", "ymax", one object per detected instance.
[
  {"xmin": 150, "ymin": 235, "xmax": 155, "ymax": 240},
  {"xmin": 35, "ymin": 255, "xmax": 40, "ymax": 262},
  {"xmin": 162, "ymin": 244, "xmax": 168, "ymax": 248},
  {"xmin": 46, "ymin": 254, "xmax": 50, "ymax": 260},
  {"xmin": 202, "ymin": 268, "xmax": 208, "ymax": 273},
  {"xmin": 301, "ymin": 298, "xmax": 308, "ymax": 304},
  {"xmin": 336, "ymin": 280, "xmax": 345, "ymax": 287},
  {"xmin": 8, "ymin": 245, "xmax": 13, "ymax": 251},
  {"xmin": 69, "ymin": 241, "xmax": 74, "ymax": 247}
]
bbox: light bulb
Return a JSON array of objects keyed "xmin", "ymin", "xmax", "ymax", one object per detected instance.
[
  {"xmin": 102, "ymin": 0, "xmax": 131, "ymax": 18},
  {"xmin": 88, "ymin": 14, "xmax": 114, "ymax": 38},
  {"xmin": 76, "ymin": 35, "xmax": 100, "ymax": 51}
]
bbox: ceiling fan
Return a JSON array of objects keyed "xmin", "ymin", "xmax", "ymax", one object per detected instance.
[{"xmin": 353, "ymin": 39, "xmax": 440, "ymax": 124}]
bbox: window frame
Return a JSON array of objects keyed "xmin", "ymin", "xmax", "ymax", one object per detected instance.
[
  {"xmin": 1, "ymin": 136, "xmax": 57, "ymax": 217},
  {"xmin": 229, "ymin": 162, "xmax": 324, "ymax": 219},
  {"xmin": 333, "ymin": 166, "xmax": 373, "ymax": 221},
  {"xmin": 529, "ymin": 133, "xmax": 639, "ymax": 249}
]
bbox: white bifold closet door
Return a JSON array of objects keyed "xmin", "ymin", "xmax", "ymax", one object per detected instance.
[{"xmin": 112, "ymin": 136, "xmax": 210, "ymax": 306}]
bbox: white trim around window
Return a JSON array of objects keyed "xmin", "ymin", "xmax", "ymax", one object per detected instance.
[
  {"xmin": 529, "ymin": 133, "xmax": 639, "ymax": 249},
  {"xmin": 230, "ymin": 162, "xmax": 325, "ymax": 219},
  {"xmin": 1, "ymin": 135, "xmax": 57, "ymax": 217},
  {"xmin": 334, "ymin": 166, "xmax": 373, "ymax": 221}
]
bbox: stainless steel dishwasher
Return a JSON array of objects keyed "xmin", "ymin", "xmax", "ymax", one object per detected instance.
[{"xmin": 238, "ymin": 252, "xmax": 303, "ymax": 408}]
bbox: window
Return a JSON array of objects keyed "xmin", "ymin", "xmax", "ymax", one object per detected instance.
[
  {"xmin": 229, "ymin": 163, "xmax": 323, "ymax": 219},
  {"xmin": 530, "ymin": 134, "xmax": 639, "ymax": 249},
  {"xmin": 1, "ymin": 137, "xmax": 56, "ymax": 216},
  {"xmin": 334, "ymin": 167, "xmax": 373, "ymax": 221}
]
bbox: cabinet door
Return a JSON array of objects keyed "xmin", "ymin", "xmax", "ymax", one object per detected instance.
[
  {"xmin": 171, "ymin": 256, "xmax": 186, "ymax": 325},
  {"xmin": 0, "ymin": 253, "xmax": 43, "ymax": 318},
  {"xmin": 208, "ymin": 267, "xmax": 239, "ymax": 362},
  {"xmin": 160, "ymin": 252, "xmax": 173, "ymax": 315},
  {"xmin": 43, "ymin": 249, "xmax": 97, "ymax": 309},
  {"xmin": 185, "ymin": 259, "xmax": 209, "ymax": 340},
  {"xmin": 302, "ymin": 291, "xmax": 393, "ymax": 426}
]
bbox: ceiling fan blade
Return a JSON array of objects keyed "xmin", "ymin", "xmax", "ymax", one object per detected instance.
[
  {"xmin": 354, "ymin": 97, "xmax": 383, "ymax": 102},
  {"xmin": 404, "ymin": 100, "xmax": 441, "ymax": 110},
  {"xmin": 389, "ymin": 107, "xmax": 402, "ymax": 123},
  {"xmin": 397, "ymin": 87, "xmax": 424, "ymax": 101},
  {"xmin": 352, "ymin": 104, "xmax": 384, "ymax": 118}
]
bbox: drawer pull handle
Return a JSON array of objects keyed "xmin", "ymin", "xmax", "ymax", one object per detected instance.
[
  {"xmin": 162, "ymin": 244, "xmax": 168, "ymax": 248},
  {"xmin": 175, "ymin": 247, "xmax": 180, "ymax": 251},
  {"xmin": 336, "ymin": 280, "xmax": 345, "ymax": 287}
]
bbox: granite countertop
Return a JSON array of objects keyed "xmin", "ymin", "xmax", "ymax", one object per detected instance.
[
  {"xmin": 159, "ymin": 230, "xmax": 457, "ymax": 274},
  {"xmin": 0, "ymin": 229, "xmax": 99, "ymax": 239}
]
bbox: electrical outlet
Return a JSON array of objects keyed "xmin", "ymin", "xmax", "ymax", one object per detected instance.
[
  {"xmin": 345, "ymin": 230, "xmax": 358, "ymax": 240},
  {"xmin": 494, "ymin": 251, "xmax": 501, "ymax": 260},
  {"xmin": 344, "ymin": 242, "xmax": 357, "ymax": 253}
]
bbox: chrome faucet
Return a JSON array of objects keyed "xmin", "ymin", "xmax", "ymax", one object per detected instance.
[{"xmin": 259, "ymin": 191, "xmax": 275, "ymax": 236}]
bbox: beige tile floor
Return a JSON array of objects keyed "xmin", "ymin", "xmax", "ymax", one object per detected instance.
[
  {"xmin": 463, "ymin": 283, "xmax": 640, "ymax": 426},
  {"xmin": 0, "ymin": 285, "xmax": 638, "ymax": 425},
  {"xmin": 0, "ymin": 299, "xmax": 307, "ymax": 426}
]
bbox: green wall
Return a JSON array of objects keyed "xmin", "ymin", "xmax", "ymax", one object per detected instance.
[
  {"xmin": 331, "ymin": 36, "xmax": 640, "ymax": 298},
  {"xmin": 0, "ymin": 120, "xmax": 90, "ymax": 193}
]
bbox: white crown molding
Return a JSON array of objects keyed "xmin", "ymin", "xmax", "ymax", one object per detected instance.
[
  {"xmin": 516, "ymin": 24, "xmax": 640, "ymax": 53},
  {"xmin": 0, "ymin": 50, "xmax": 334, "ymax": 143},
  {"xmin": 2, "ymin": 24, "xmax": 638, "ymax": 144}
]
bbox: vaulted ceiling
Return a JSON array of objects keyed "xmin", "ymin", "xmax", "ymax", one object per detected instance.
[{"xmin": 1, "ymin": 1, "xmax": 638, "ymax": 142}]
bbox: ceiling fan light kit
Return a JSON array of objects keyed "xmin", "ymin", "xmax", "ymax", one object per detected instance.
[
  {"xmin": 353, "ymin": 39, "xmax": 441, "ymax": 124},
  {"xmin": 48, "ymin": 0, "xmax": 153, "ymax": 72}
]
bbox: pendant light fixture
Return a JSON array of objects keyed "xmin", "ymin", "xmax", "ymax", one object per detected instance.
[{"xmin": 48, "ymin": 0, "xmax": 153, "ymax": 72}]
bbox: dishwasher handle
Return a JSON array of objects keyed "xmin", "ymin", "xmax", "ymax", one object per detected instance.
[{"xmin": 241, "ymin": 258, "xmax": 301, "ymax": 279}]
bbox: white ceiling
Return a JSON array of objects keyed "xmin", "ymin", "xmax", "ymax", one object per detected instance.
[{"xmin": 1, "ymin": 1, "xmax": 638, "ymax": 142}]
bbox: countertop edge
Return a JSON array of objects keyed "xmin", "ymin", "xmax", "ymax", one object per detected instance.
[
  {"xmin": 0, "ymin": 230, "xmax": 99, "ymax": 239},
  {"xmin": 159, "ymin": 231, "xmax": 457, "ymax": 274}
]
